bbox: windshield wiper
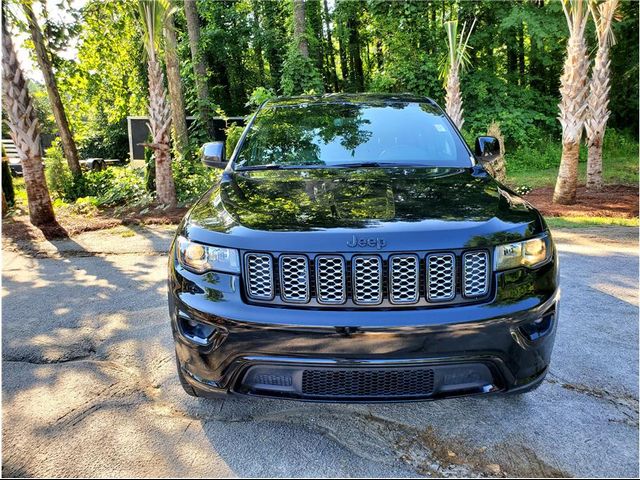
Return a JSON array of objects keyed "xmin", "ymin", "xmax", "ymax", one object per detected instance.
[
  {"xmin": 235, "ymin": 164, "xmax": 295, "ymax": 171},
  {"xmin": 330, "ymin": 162, "xmax": 426, "ymax": 168}
]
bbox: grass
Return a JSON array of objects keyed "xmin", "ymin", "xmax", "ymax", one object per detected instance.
[
  {"xmin": 546, "ymin": 216, "xmax": 639, "ymax": 229},
  {"xmin": 505, "ymin": 129, "xmax": 639, "ymax": 189}
]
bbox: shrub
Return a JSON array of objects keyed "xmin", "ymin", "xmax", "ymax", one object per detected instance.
[{"xmin": 172, "ymin": 160, "xmax": 218, "ymax": 204}]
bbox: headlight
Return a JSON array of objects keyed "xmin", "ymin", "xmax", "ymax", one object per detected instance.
[
  {"xmin": 176, "ymin": 236, "xmax": 240, "ymax": 274},
  {"xmin": 494, "ymin": 235, "xmax": 551, "ymax": 271}
]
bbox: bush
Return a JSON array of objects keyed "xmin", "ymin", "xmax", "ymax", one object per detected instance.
[
  {"xmin": 172, "ymin": 160, "xmax": 218, "ymax": 204},
  {"xmin": 225, "ymin": 122, "xmax": 244, "ymax": 158},
  {"xmin": 78, "ymin": 117, "xmax": 129, "ymax": 161}
]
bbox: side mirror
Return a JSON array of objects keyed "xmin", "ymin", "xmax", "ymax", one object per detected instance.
[
  {"xmin": 474, "ymin": 136, "xmax": 501, "ymax": 163},
  {"xmin": 201, "ymin": 141, "xmax": 227, "ymax": 169}
]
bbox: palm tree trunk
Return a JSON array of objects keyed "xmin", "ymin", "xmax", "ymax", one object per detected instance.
[
  {"xmin": 554, "ymin": 140, "xmax": 581, "ymax": 204},
  {"xmin": 146, "ymin": 55, "xmax": 176, "ymax": 207},
  {"xmin": 586, "ymin": 137, "xmax": 604, "ymax": 190},
  {"xmin": 553, "ymin": 0, "xmax": 590, "ymax": 205},
  {"xmin": 184, "ymin": 0, "xmax": 215, "ymax": 137},
  {"xmin": 1, "ymin": 17, "xmax": 57, "ymax": 227},
  {"xmin": 585, "ymin": 0, "xmax": 618, "ymax": 192},
  {"xmin": 445, "ymin": 65, "xmax": 464, "ymax": 129},
  {"xmin": 22, "ymin": 0, "xmax": 82, "ymax": 177},
  {"xmin": 164, "ymin": 13, "xmax": 190, "ymax": 161}
]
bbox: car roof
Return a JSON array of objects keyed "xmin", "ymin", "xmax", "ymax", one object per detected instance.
[{"xmin": 264, "ymin": 93, "xmax": 438, "ymax": 108}]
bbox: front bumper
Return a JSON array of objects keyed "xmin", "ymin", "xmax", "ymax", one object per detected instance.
[{"xmin": 169, "ymin": 256, "xmax": 559, "ymax": 402}]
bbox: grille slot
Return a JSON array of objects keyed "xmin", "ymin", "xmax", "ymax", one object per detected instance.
[
  {"xmin": 302, "ymin": 368, "xmax": 435, "ymax": 398},
  {"xmin": 426, "ymin": 253, "xmax": 455, "ymax": 301},
  {"xmin": 352, "ymin": 255, "xmax": 383, "ymax": 305},
  {"xmin": 315, "ymin": 256, "xmax": 347, "ymax": 304},
  {"xmin": 245, "ymin": 253, "xmax": 274, "ymax": 300},
  {"xmin": 279, "ymin": 255, "xmax": 310, "ymax": 303},
  {"xmin": 389, "ymin": 255, "xmax": 419, "ymax": 304},
  {"xmin": 463, "ymin": 251, "xmax": 489, "ymax": 297}
]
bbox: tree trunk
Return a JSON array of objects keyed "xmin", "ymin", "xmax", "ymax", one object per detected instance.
[
  {"xmin": 1, "ymin": 16, "xmax": 57, "ymax": 227},
  {"xmin": 323, "ymin": 0, "xmax": 339, "ymax": 91},
  {"xmin": 23, "ymin": 0, "xmax": 82, "ymax": 177},
  {"xmin": 337, "ymin": 26, "xmax": 349, "ymax": 86},
  {"xmin": 164, "ymin": 13, "xmax": 190, "ymax": 161},
  {"xmin": 518, "ymin": 22, "xmax": 525, "ymax": 86},
  {"xmin": 184, "ymin": 0, "xmax": 215, "ymax": 137},
  {"xmin": 445, "ymin": 65, "xmax": 464, "ymax": 130},
  {"xmin": 585, "ymin": 0, "xmax": 618, "ymax": 192},
  {"xmin": 553, "ymin": 2, "xmax": 589, "ymax": 205},
  {"xmin": 252, "ymin": 0, "xmax": 266, "ymax": 85},
  {"xmin": 553, "ymin": 140, "xmax": 580, "ymax": 204},
  {"xmin": 586, "ymin": 136, "xmax": 604, "ymax": 191},
  {"xmin": 146, "ymin": 55, "xmax": 176, "ymax": 207},
  {"xmin": 293, "ymin": 0, "xmax": 309, "ymax": 57},
  {"xmin": 347, "ymin": 11, "xmax": 364, "ymax": 91}
]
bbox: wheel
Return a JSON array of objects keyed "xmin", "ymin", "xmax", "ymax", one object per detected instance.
[
  {"xmin": 176, "ymin": 354, "xmax": 199, "ymax": 397},
  {"xmin": 91, "ymin": 160, "xmax": 105, "ymax": 172},
  {"xmin": 99, "ymin": 159, "xmax": 107, "ymax": 170}
]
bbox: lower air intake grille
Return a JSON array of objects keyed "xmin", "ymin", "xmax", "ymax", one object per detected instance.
[{"xmin": 301, "ymin": 368, "xmax": 435, "ymax": 398}]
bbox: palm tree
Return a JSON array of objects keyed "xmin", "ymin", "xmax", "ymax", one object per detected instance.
[
  {"xmin": 585, "ymin": 0, "xmax": 619, "ymax": 191},
  {"xmin": 553, "ymin": 0, "xmax": 590, "ymax": 205},
  {"xmin": 442, "ymin": 19, "xmax": 476, "ymax": 130},
  {"xmin": 164, "ymin": 7, "xmax": 190, "ymax": 162},
  {"xmin": 1, "ymin": 15, "xmax": 57, "ymax": 227},
  {"xmin": 22, "ymin": 0, "xmax": 82, "ymax": 177},
  {"xmin": 138, "ymin": 0, "xmax": 177, "ymax": 207}
]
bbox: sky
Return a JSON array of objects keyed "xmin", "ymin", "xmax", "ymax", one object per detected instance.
[{"xmin": 6, "ymin": 0, "xmax": 87, "ymax": 83}]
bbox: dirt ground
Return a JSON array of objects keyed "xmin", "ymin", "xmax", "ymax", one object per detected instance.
[
  {"xmin": 524, "ymin": 184, "xmax": 639, "ymax": 218},
  {"xmin": 2, "ymin": 225, "xmax": 638, "ymax": 477}
]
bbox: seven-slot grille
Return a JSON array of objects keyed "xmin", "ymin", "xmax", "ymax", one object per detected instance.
[{"xmin": 243, "ymin": 251, "xmax": 490, "ymax": 306}]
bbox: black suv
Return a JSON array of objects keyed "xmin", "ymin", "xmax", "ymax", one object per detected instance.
[{"xmin": 168, "ymin": 94, "xmax": 558, "ymax": 402}]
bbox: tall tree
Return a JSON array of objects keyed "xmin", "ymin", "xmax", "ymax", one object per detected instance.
[
  {"xmin": 163, "ymin": 7, "xmax": 189, "ymax": 161},
  {"xmin": 138, "ymin": 0, "xmax": 176, "ymax": 206},
  {"xmin": 553, "ymin": 0, "xmax": 590, "ymax": 205},
  {"xmin": 346, "ymin": 4, "xmax": 364, "ymax": 91},
  {"xmin": 2, "ymin": 16, "xmax": 57, "ymax": 227},
  {"xmin": 183, "ymin": 0, "xmax": 214, "ymax": 135},
  {"xmin": 293, "ymin": 0, "xmax": 309, "ymax": 57},
  {"xmin": 322, "ymin": 0, "xmax": 339, "ymax": 91},
  {"xmin": 442, "ymin": 19, "xmax": 476, "ymax": 130},
  {"xmin": 22, "ymin": 0, "xmax": 82, "ymax": 177},
  {"xmin": 585, "ymin": 0, "xmax": 619, "ymax": 191},
  {"xmin": 281, "ymin": 0, "xmax": 323, "ymax": 94}
]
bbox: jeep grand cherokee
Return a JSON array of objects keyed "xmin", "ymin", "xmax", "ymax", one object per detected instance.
[{"xmin": 168, "ymin": 94, "xmax": 559, "ymax": 402}]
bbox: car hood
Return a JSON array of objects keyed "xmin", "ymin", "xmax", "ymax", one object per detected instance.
[{"xmin": 183, "ymin": 167, "xmax": 545, "ymax": 252}]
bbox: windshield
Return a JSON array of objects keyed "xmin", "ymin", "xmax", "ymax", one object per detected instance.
[{"xmin": 234, "ymin": 101, "xmax": 472, "ymax": 169}]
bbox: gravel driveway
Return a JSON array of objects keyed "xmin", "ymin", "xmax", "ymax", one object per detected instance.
[{"xmin": 2, "ymin": 225, "xmax": 638, "ymax": 477}]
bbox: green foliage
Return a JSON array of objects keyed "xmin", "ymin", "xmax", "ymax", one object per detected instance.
[
  {"xmin": 45, "ymin": 140, "xmax": 149, "ymax": 206},
  {"xmin": 246, "ymin": 86, "xmax": 276, "ymax": 108},
  {"xmin": 172, "ymin": 159, "xmax": 218, "ymax": 204},
  {"xmin": 78, "ymin": 117, "xmax": 130, "ymax": 160},
  {"xmin": 225, "ymin": 123, "xmax": 245, "ymax": 158},
  {"xmin": 505, "ymin": 128, "xmax": 639, "ymax": 189},
  {"xmin": 280, "ymin": 45, "xmax": 325, "ymax": 95}
]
